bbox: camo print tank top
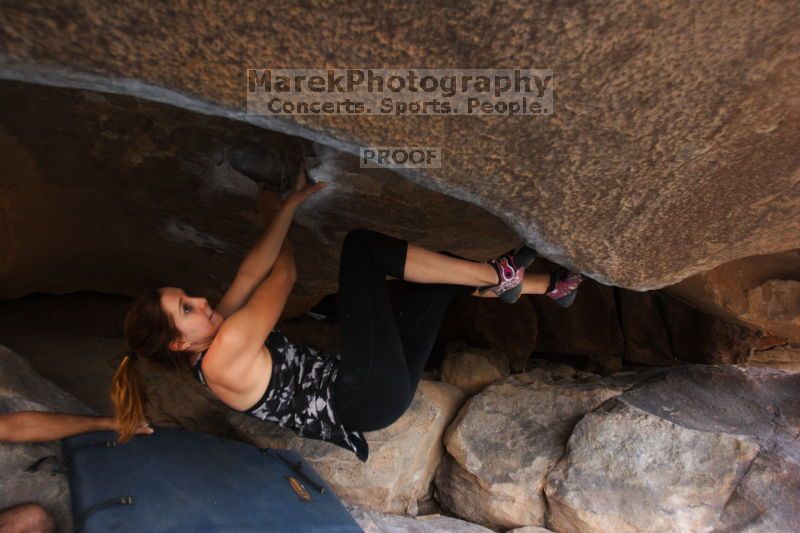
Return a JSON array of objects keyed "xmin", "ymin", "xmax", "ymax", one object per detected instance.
[{"xmin": 192, "ymin": 327, "xmax": 369, "ymax": 462}]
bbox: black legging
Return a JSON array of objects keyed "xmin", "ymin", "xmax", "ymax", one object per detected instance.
[{"xmin": 331, "ymin": 228, "xmax": 474, "ymax": 432}]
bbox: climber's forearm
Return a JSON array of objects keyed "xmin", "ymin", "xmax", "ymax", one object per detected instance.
[
  {"xmin": 238, "ymin": 202, "xmax": 298, "ymax": 281},
  {"xmin": 0, "ymin": 412, "xmax": 115, "ymax": 443}
]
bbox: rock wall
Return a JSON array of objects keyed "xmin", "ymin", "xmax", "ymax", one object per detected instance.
[
  {"xmin": 0, "ymin": 80, "xmax": 515, "ymax": 302},
  {"xmin": 1, "ymin": 1, "xmax": 799, "ymax": 289},
  {"xmin": 667, "ymin": 249, "xmax": 800, "ymax": 343}
]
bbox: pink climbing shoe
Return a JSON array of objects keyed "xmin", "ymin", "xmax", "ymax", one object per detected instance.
[
  {"xmin": 477, "ymin": 245, "xmax": 538, "ymax": 303},
  {"xmin": 545, "ymin": 269, "xmax": 584, "ymax": 308}
]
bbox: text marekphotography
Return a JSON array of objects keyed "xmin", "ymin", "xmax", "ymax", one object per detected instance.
[{"xmin": 247, "ymin": 69, "xmax": 553, "ymax": 116}]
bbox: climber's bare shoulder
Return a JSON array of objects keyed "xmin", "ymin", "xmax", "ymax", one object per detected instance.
[
  {"xmin": 201, "ymin": 269, "xmax": 292, "ymax": 409},
  {"xmin": 201, "ymin": 324, "xmax": 273, "ymax": 411}
]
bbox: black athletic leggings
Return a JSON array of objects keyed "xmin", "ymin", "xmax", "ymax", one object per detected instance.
[{"xmin": 331, "ymin": 228, "xmax": 474, "ymax": 432}]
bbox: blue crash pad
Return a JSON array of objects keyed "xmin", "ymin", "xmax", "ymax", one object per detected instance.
[{"xmin": 59, "ymin": 426, "xmax": 361, "ymax": 532}]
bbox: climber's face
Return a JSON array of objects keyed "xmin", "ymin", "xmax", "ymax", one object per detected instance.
[{"xmin": 159, "ymin": 287, "xmax": 224, "ymax": 351}]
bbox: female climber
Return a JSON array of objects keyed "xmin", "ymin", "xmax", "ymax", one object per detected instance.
[{"xmin": 111, "ymin": 162, "xmax": 583, "ymax": 461}]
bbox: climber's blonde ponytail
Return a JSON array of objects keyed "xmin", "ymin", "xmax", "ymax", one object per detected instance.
[
  {"xmin": 114, "ymin": 286, "xmax": 191, "ymax": 443},
  {"xmin": 111, "ymin": 354, "xmax": 146, "ymax": 443}
]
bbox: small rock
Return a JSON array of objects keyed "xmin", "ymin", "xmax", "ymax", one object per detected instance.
[
  {"xmin": 440, "ymin": 342, "xmax": 510, "ymax": 396},
  {"xmin": 524, "ymin": 359, "xmax": 596, "ymax": 382}
]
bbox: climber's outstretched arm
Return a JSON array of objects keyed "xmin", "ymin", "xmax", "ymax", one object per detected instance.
[
  {"xmin": 215, "ymin": 162, "xmax": 326, "ymax": 319},
  {"xmin": 0, "ymin": 411, "xmax": 152, "ymax": 443},
  {"xmin": 215, "ymin": 202, "xmax": 298, "ymax": 319}
]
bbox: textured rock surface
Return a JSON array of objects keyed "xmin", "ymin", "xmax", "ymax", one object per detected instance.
[
  {"xmin": 617, "ymin": 289, "xmax": 675, "ymax": 367},
  {"xmin": 531, "ymin": 279, "xmax": 625, "ymax": 361},
  {"xmin": 3, "ymin": 1, "xmax": 799, "ymax": 289},
  {"xmin": 746, "ymin": 342, "xmax": 800, "ymax": 373},
  {"xmin": 346, "ymin": 504, "xmax": 494, "ymax": 532},
  {"xmin": 667, "ymin": 249, "xmax": 800, "ymax": 342},
  {"xmin": 440, "ymin": 342, "xmax": 511, "ymax": 396},
  {"xmin": 0, "ymin": 345, "xmax": 95, "ymax": 532},
  {"xmin": 434, "ymin": 370, "xmax": 641, "ymax": 529},
  {"xmin": 745, "ymin": 279, "xmax": 800, "ymax": 331},
  {"xmin": 659, "ymin": 294, "xmax": 763, "ymax": 364},
  {"xmin": 524, "ymin": 360, "xmax": 598, "ymax": 382},
  {"xmin": 546, "ymin": 402, "xmax": 759, "ymax": 532},
  {"xmin": 231, "ymin": 379, "xmax": 465, "ymax": 515},
  {"xmin": 0, "ymin": 80, "xmax": 516, "ymax": 302},
  {"xmin": 433, "ymin": 293, "xmax": 537, "ymax": 372},
  {"xmin": 137, "ymin": 357, "xmax": 237, "ymax": 437},
  {"xmin": 546, "ymin": 365, "xmax": 800, "ymax": 532}
]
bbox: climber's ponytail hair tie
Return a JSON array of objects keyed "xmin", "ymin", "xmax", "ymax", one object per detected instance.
[{"xmin": 125, "ymin": 350, "xmax": 138, "ymax": 362}]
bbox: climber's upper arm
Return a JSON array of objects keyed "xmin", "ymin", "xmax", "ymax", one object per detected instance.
[{"xmin": 208, "ymin": 266, "xmax": 295, "ymax": 384}]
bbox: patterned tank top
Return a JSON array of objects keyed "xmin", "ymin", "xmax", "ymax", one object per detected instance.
[{"xmin": 192, "ymin": 328, "xmax": 368, "ymax": 462}]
